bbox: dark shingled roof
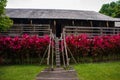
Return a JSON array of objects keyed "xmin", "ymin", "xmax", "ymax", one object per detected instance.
[{"xmin": 6, "ymin": 8, "xmax": 120, "ymax": 21}]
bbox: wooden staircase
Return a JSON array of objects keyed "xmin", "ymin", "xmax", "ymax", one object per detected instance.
[
  {"xmin": 55, "ymin": 37, "xmax": 61, "ymax": 67},
  {"xmin": 36, "ymin": 34, "xmax": 79, "ymax": 80}
]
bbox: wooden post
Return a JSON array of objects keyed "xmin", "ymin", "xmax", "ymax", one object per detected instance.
[
  {"xmin": 54, "ymin": 20, "xmax": 56, "ymax": 36},
  {"xmin": 106, "ymin": 21, "xmax": 109, "ymax": 27},
  {"xmin": 47, "ymin": 30, "xmax": 52, "ymax": 65},
  {"xmin": 100, "ymin": 28, "xmax": 103, "ymax": 36},
  {"xmin": 113, "ymin": 28, "xmax": 115, "ymax": 34},
  {"xmin": 67, "ymin": 46, "xmax": 77, "ymax": 64},
  {"xmin": 54, "ymin": 20, "xmax": 56, "ymax": 26},
  {"xmin": 106, "ymin": 21, "xmax": 109, "ymax": 35},
  {"xmin": 72, "ymin": 20, "xmax": 77, "ymax": 35},
  {"xmin": 51, "ymin": 33, "xmax": 54, "ymax": 69},
  {"xmin": 90, "ymin": 21, "xmax": 93, "ymax": 27},
  {"xmin": 40, "ymin": 46, "xmax": 49, "ymax": 65},
  {"xmin": 61, "ymin": 33, "xmax": 66, "ymax": 67},
  {"xmin": 72, "ymin": 20, "xmax": 74, "ymax": 26},
  {"xmin": 20, "ymin": 24, "xmax": 23, "ymax": 35},
  {"xmin": 89, "ymin": 21, "xmax": 93, "ymax": 36},
  {"xmin": 30, "ymin": 20, "xmax": 34, "ymax": 34},
  {"xmin": 63, "ymin": 29, "xmax": 69, "ymax": 66},
  {"xmin": 30, "ymin": 20, "xmax": 32, "ymax": 24}
]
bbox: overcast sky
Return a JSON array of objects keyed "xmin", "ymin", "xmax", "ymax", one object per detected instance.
[{"xmin": 6, "ymin": 0, "xmax": 118, "ymax": 12}]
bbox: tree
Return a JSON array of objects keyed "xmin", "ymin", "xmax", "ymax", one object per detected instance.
[
  {"xmin": 0, "ymin": 0, "xmax": 13, "ymax": 31},
  {"xmin": 99, "ymin": 4, "xmax": 110, "ymax": 16},
  {"xmin": 99, "ymin": 0, "xmax": 120, "ymax": 18},
  {"xmin": 114, "ymin": 0, "xmax": 120, "ymax": 17}
]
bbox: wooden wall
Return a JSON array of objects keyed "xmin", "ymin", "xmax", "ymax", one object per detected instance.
[{"xmin": 11, "ymin": 18, "xmax": 115, "ymax": 37}]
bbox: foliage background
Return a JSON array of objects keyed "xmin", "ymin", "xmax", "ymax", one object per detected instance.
[
  {"xmin": 0, "ymin": 0, "xmax": 13, "ymax": 31},
  {"xmin": 99, "ymin": 0, "xmax": 120, "ymax": 18}
]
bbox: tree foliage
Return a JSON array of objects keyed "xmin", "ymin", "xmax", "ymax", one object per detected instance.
[
  {"xmin": 0, "ymin": 0, "xmax": 13, "ymax": 31},
  {"xmin": 99, "ymin": 0, "xmax": 120, "ymax": 18}
]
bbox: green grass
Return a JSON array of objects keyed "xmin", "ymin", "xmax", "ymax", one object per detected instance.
[
  {"xmin": 0, "ymin": 62, "xmax": 120, "ymax": 80},
  {"xmin": 74, "ymin": 62, "xmax": 120, "ymax": 80},
  {"xmin": 0, "ymin": 65, "xmax": 46, "ymax": 80}
]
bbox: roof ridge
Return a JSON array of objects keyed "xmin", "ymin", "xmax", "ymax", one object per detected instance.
[{"xmin": 6, "ymin": 8, "xmax": 95, "ymax": 12}]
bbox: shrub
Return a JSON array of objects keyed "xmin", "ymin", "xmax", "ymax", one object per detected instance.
[
  {"xmin": 0, "ymin": 34, "xmax": 50, "ymax": 64},
  {"xmin": 66, "ymin": 34, "xmax": 120, "ymax": 62}
]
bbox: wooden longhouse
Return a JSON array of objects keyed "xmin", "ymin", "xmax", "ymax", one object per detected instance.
[{"xmin": 4, "ymin": 9, "xmax": 120, "ymax": 37}]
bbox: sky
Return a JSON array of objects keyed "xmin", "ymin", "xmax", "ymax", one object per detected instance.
[{"xmin": 6, "ymin": 0, "xmax": 118, "ymax": 12}]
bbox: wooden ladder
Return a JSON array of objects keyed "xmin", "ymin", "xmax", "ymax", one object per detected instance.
[{"xmin": 55, "ymin": 37, "xmax": 61, "ymax": 67}]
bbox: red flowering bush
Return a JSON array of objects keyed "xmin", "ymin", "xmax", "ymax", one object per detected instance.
[
  {"xmin": 66, "ymin": 34, "xmax": 90, "ymax": 56},
  {"xmin": 0, "ymin": 34, "xmax": 50, "ymax": 64},
  {"xmin": 66, "ymin": 34, "xmax": 120, "ymax": 62},
  {"xmin": 1, "ymin": 33, "xmax": 120, "ymax": 64}
]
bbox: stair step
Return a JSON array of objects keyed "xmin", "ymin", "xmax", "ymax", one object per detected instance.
[
  {"xmin": 56, "ymin": 57, "xmax": 60, "ymax": 58},
  {"xmin": 56, "ymin": 55, "xmax": 60, "ymax": 56},
  {"xmin": 56, "ymin": 61, "xmax": 60, "ymax": 63},
  {"xmin": 56, "ymin": 60, "xmax": 60, "ymax": 62},
  {"xmin": 56, "ymin": 58, "xmax": 60, "ymax": 60},
  {"xmin": 56, "ymin": 57, "xmax": 60, "ymax": 59},
  {"xmin": 56, "ymin": 59, "xmax": 60, "ymax": 61}
]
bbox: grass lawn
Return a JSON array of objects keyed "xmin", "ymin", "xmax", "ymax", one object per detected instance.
[
  {"xmin": 0, "ymin": 65, "xmax": 46, "ymax": 80},
  {"xmin": 0, "ymin": 62, "xmax": 120, "ymax": 80},
  {"xmin": 74, "ymin": 61, "xmax": 120, "ymax": 80}
]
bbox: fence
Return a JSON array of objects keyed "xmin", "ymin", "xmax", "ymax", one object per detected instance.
[
  {"xmin": 0, "ymin": 24, "xmax": 51, "ymax": 37},
  {"xmin": 64, "ymin": 26, "xmax": 120, "ymax": 37}
]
